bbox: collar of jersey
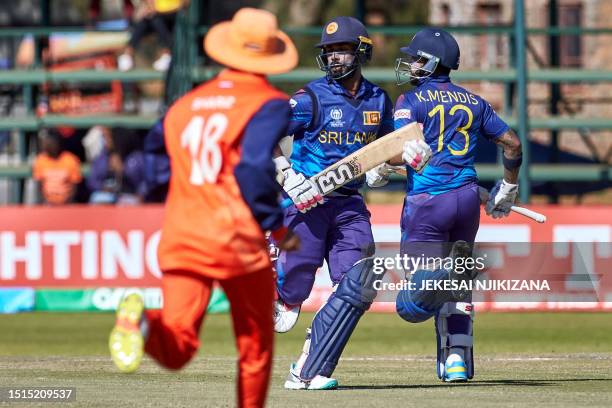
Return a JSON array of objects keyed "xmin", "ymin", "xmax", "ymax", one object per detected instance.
[
  {"xmin": 415, "ymin": 74, "xmax": 451, "ymax": 87},
  {"xmin": 328, "ymin": 76, "xmax": 370, "ymax": 99},
  {"xmin": 217, "ymin": 69, "xmax": 270, "ymax": 85}
]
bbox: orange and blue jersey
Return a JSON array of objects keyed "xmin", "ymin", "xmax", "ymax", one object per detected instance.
[
  {"xmin": 288, "ymin": 77, "xmax": 394, "ymax": 191},
  {"xmin": 157, "ymin": 69, "xmax": 289, "ymax": 279},
  {"xmin": 394, "ymin": 75, "xmax": 509, "ymax": 195}
]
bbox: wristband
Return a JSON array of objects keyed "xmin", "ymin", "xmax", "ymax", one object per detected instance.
[
  {"xmin": 271, "ymin": 226, "xmax": 288, "ymax": 242},
  {"xmin": 499, "ymin": 179, "xmax": 518, "ymax": 195},
  {"xmin": 502, "ymin": 154, "xmax": 522, "ymax": 170},
  {"xmin": 273, "ymin": 156, "xmax": 291, "ymax": 172}
]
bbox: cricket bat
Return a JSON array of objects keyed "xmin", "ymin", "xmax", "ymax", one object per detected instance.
[
  {"xmin": 477, "ymin": 187, "xmax": 547, "ymax": 223},
  {"xmin": 390, "ymin": 166, "xmax": 547, "ymax": 223},
  {"xmin": 280, "ymin": 122, "xmax": 424, "ymax": 209}
]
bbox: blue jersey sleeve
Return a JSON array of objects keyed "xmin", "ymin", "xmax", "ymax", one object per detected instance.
[
  {"xmin": 379, "ymin": 93, "xmax": 395, "ymax": 136},
  {"xmin": 480, "ymin": 99, "xmax": 510, "ymax": 141},
  {"xmin": 234, "ymin": 98, "xmax": 290, "ymax": 232},
  {"xmin": 393, "ymin": 93, "xmax": 417, "ymax": 130},
  {"xmin": 287, "ymin": 89, "xmax": 313, "ymax": 137}
]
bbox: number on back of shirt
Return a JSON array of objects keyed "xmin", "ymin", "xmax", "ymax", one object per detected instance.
[
  {"xmin": 180, "ymin": 113, "xmax": 228, "ymax": 185},
  {"xmin": 428, "ymin": 104, "xmax": 473, "ymax": 156}
]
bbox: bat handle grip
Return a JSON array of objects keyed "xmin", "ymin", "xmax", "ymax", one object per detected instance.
[
  {"xmin": 280, "ymin": 197, "xmax": 293, "ymax": 209},
  {"xmin": 478, "ymin": 186, "xmax": 546, "ymax": 223},
  {"xmin": 509, "ymin": 206, "xmax": 547, "ymax": 223}
]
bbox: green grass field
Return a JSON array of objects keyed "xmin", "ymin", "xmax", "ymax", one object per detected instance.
[{"xmin": 1, "ymin": 312, "xmax": 611, "ymax": 407}]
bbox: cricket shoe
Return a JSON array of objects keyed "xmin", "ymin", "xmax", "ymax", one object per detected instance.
[
  {"xmin": 444, "ymin": 354, "xmax": 468, "ymax": 383},
  {"xmin": 448, "ymin": 240, "xmax": 477, "ymax": 301},
  {"xmin": 284, "ymin": 363, "xmax": 338, "ymax": 390},
  {"xmin": 117, "ymin": 53, "xmax": 134, "ymax": 71},
  {"xmin": 273, "ymin": 299, "xmax": 301, "ymax": 333},
  {"xmin": 152, "ymin": 52, "xmax": 172, "ymax": 72},
  {"xmin": 109, "ymin": 292, "xmax": 145, "ymax": 373}
]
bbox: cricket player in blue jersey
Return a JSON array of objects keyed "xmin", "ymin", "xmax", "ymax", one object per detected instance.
[
  {"xmin": 368, "ymin": 28, "xmax": 523, "ymax": 382},
  {"xmin": 271, "ymin": 16, "xmax": 412, "ymax": 390}
]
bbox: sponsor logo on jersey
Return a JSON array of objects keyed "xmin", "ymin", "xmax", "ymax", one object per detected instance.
[
  {"xmin": 394, "ymin": 109, "xmax": 411, "ymax": 120},
  {"xmin": 363, "ymin": 111, "xmax": 381, "ymax": 125},
  {"xmin": 289, "ymin": 98, "xmax": 298, "ymax": 108}
]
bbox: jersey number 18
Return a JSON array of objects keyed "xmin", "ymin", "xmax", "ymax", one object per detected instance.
[{"xmin": 180, "ymin": 113, "xmax": 228, "ymax": 185}]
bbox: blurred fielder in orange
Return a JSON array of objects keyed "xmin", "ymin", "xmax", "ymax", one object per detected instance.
[{"xmin": 108, "ymin": 8, "xmax": 299, "ymax": 408}]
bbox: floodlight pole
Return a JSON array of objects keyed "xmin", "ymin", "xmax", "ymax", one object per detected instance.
[
  {"xmin": 548, "ymin": 0, "xmax": 560, "ymax": 203},
  {"xmin": 514, "ymin": 0, "xmax": 531, "ymax": 203}
]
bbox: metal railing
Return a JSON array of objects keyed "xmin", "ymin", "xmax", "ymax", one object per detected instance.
[{"xmin": 0, "ymin": 0, "xmax": 609, "ymax": 203}]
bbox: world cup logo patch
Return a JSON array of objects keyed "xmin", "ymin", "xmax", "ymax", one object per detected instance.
[
  {"xmin": 329, "ymin": 107, "xmax": 344, "ymax": 128},
  {"xmin": 330, "ymin": 108, "xmax": 343, "ymax": 121}
]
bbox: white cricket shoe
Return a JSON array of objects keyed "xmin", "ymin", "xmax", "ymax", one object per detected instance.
[
  {"xmin": 284, "ymin": 363, "xmax": 338, "ymax": 390},
  {"xmin": 153, "ymin": 53, "xmax": 172, "ymax": 71},
  {"xmin": 273, "ymin": 299, "xmax": 300, "ymax": 333},
  {"xmin": 117, "ymin": 53, "xmax": 134, "ymax": 71},
  {"xmin": 444, "ymin": 353, "xmax": 469, "ymax": 382}
]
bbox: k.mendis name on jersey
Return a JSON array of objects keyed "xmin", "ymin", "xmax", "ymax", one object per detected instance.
[
  {"xmin": 414, "ymin": 90, "xmax": 479, "ymax": 105},
  {"xmin": 318, "ymin": 130, "xmax": 377, "ymax": 145}
]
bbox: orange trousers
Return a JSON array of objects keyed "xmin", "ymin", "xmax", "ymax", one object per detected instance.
[{"xmin": 144, "ymin": 268, "xmax": 275, "ymax": 408}]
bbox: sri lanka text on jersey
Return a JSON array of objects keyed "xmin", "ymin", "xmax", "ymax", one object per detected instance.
[{"xmin": 318, "ymin": 130, "xmax": 377, "ymax": 145}]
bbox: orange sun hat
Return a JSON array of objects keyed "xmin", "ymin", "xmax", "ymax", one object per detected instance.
[{"xmin": 204, "ymin": 8, "xmax": 298, "ymax": 75}]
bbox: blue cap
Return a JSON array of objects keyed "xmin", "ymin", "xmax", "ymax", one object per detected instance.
[
  {"xmin": 400, "ymin": 27, "xmax": 460, "ymax": 70},
  {"xmin": 316, "ymin": 16, "xmax": 370, "ymax": 48}
]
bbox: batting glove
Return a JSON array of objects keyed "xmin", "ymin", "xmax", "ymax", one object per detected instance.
[
  {"xmin": 486, "ymin": 179, "xmax": 518, "ymax": 219},
  {"xmin": 366, "ymin": 163, "xmax": 393, "ymax": 188},
  {"xmin": 402, "ymin": 139, "xmax": 432, "ymax": 173},
  {"xmin": 274, "ymin": 156, "xmax": 323, "ymax": 213}
]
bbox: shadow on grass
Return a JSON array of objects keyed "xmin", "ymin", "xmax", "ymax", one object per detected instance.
[{"xmin": 338, "ymin": 378, "xmax": 612, "ymax": 390}]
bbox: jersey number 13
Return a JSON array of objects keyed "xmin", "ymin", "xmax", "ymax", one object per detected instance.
[{"xmin": 428, "ymin": 104, "xmax": 473, "ymax": 156}]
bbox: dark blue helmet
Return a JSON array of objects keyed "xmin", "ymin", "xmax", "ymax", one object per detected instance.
[
  {"xmin": 315, "ymin": 17, "xmax": 372, "ymax": 81},
  {"xmin": 395, "ymin": 28, "xmax": 460, "ymax": 85}
]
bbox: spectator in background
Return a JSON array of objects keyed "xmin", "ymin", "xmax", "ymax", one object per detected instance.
[
  {"xmin": 87, "ymin": 127, "xmax": 146, "ymax": 205},
  {"xmin": 142, "ymin": 117, "xmax": 170, "ymax": 202},
  {"xmin": 364, "ymin": 7, "xmax": 390, "ymax": 64},
  {"xmin": 33, "ymin": 132, "xmax": 81, "ymax": 205},
  {"xmin": 88, "ymin": 0, "xmax": 134, "ymax": 26},
  {"xmin": 117, "ymin": 0, "xmax": 184, "ymax": 72}
]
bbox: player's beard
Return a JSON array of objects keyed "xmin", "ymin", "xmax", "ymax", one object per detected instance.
[
  {"xmin": 409, "ymin": 67, "xmax": 430, "ymax": 86},
  {"xmin": 330, "ymin": 65, "xmax": 347, "ymax": 77},
  {"xmin": 335, "ymin": 65, "xmax": 357, "ymax": 80},
  {"xmin": 327, "ymin": 52, "xmax": 357, "ymax": 80}
]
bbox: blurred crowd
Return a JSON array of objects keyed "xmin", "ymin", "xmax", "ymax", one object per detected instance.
[
  {"xmin": 0, "ymin": 0, "xmax": 423, "ymax": 206},
  {"xmin": 33, "ymin": 126, "xmax": 152, "ymax": 205},
  {"xmin": 0, "ymin": 0, "xmax": 189, "ymax": 205}
]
